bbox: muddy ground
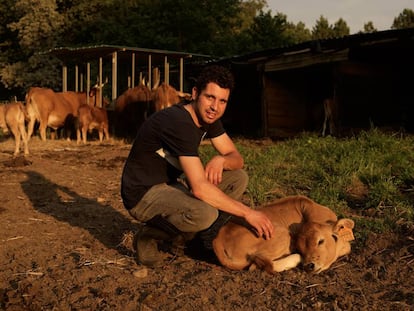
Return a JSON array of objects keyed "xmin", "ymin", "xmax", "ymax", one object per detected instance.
[{"xmin": 0, "ymin": 137, "xmax": 413, "ymax": 311}]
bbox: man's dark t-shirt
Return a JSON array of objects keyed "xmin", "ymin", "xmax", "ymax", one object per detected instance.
[{"xmin": 121, "ymin": 103, "xmax": 225, "ymax": 210}]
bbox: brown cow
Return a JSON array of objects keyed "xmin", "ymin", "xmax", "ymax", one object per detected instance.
[
  {"xmin": 114, "ymin": 80, "xmax": 191, "ymax": 139},
  {"xmin": 88, "ymin": 83, "xmax": 109, "ymax": 107},
  {"xmin": 114, "ymin": 84, "xmax": 152, "ymax": 139},
  {"xmin": 212, "ymin": 195, "xmax": 355, "ymax": 274},
  {"xmin": 76, "ymin": 104, "xmax": 110, "ymax": 144},
  {"xmin": 152, "ymin": 82, "xmax": 192, "ymax": 112},
  {"xmin": 0, "ymin": 102, "xmax": 29, "ymax": 156},
  {"xmin": 25, "ymin": 87, "xmax": 99, "ymax": 141}
]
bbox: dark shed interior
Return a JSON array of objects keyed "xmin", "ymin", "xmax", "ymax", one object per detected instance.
[{"xmin": 217, "ymin": 27, "xmax": 414, "ymax": 138}]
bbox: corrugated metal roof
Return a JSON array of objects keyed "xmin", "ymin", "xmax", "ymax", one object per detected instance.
[
  {"xmin": 47, "ymin": 45, "xmax": 211, "ymax": 66},
  {"xmin": 215, "ymin": 27, "xmax": 414, "ymax": 68}
]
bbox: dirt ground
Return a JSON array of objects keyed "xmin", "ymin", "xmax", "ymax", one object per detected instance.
[{"xmin": 1, "ymin": 136, "xmax": 413, "ymax": 311}]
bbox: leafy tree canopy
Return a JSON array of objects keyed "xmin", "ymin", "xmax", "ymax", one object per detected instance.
[{"xmin": 0, "ymin": 1, "xmax": 411, "ymax": 97}]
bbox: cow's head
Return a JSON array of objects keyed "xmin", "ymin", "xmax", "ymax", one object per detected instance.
[
  {"xmin": 296, "ymin": 218, "xmax": 355, "ymax": 273},
  {"xmin": 89, "ymin": 82, "xmax": 109, "ymax": 107}
]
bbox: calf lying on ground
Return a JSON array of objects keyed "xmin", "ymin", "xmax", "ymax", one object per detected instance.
[
  {"xmin": 76, "ymin": 104, "xmax": 110, "ymax": 144},
  {"xmin": 0, "ymin": 102, "xmax": 29, "ymax": 156},
  {"xmin": 212, "ymin": 195, "xmax": 355, "ymax": 274}
]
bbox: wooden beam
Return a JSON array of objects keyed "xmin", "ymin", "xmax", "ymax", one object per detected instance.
[
  {"xmin": 98, "ymin": 57, "xmax": 103, "ymax": 107},
  {"xmin": 131, "ymin": 53, "xmax": 136, "ymax": 87},
  {"xmin": 75, "ymin": 65, "xmax": 79, "ymax": 92},
  {"xmin": 180, "ymin": 58, "xmax": 184, "ymax": 92},
  {"xmin": 148, "ymin": 54, "xmax": 152, "ymax": 88},
  {"xmin": 62, "ymin": 65, "xmax": 67, "ymax": 92},
  {"xmin": 86, "ymin": 62, "xmax": 90, "ymax": 105},
  {"xmin": 112, "ymin": 52, "xmax": 117, "ymax": 101},
  {"xmin": 80, "ymin": 72, "xmax": 84, "ymax": 92}
]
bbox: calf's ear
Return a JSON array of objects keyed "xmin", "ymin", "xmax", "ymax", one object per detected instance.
[{"xmin": 333, "ymin": 219, "xmax": 355, "ymax": 242}]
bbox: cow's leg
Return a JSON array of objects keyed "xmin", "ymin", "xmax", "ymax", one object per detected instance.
[
  {"xmin": 27, "ymin": 117, "xmax": 36, "ymax": 140},
  {"xmin": 9, "ymin": 125, "xmax": 21, "ymax": 157},
  {"xmin": 38, "ymin": 121, "xmax": 48, "ymax": 141},
  {"xmin": 76, "ymin": 128, "xmax": 82, "ymax": 144},
  {"xmin": 18, "ymin": 121, "xmax": 29, "ymax": 156},
  {"xmin": 98, "ymin": 128, "xmax": 104, "ymax": 142},
  {"xmin": 270, "ymin": 254, "xmax": 301, "ymax": 272},
  {"xmin": 82, "ymin": 126, "xmax": 88, "ymax": 144},
  {"xmin": 322, "ymin": 115, "xmax": 328, "ymax": 137},
  {"xmin": 50, "ymin": 129, "xmax": 57, "ymax": 140},
  {"xmin": 104, "ymin": 127, "xmax": 110, "ymax": 141}
]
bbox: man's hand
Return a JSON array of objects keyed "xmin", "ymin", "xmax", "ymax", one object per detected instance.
[
  {"xmin": 205, "ymin": 155, "xmax": 225, "ymax": 185},
  {"xmin": 245, "ymin": 210, "xmax": 274, "ymax": 240}
]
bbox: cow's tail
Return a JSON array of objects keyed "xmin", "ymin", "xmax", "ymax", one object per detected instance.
[{"xmin": 18, "ymin": 102, "xmax": 30, "ymax": 122}]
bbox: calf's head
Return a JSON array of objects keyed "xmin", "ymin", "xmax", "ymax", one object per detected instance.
[{"xmin": 296, "ymin": 218, "xmax": 355, "ymax": 273}]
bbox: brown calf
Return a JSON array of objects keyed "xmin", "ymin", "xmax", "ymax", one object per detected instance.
[
  {"xmin": 212, "ymin": 195, "xmax": 355, "ymax": 274},
  {"xmin": 76, "ymin": 104, "xmax": 109, "ymax": 144},
  {"xmin": 0, "ymin": 102, "xmax": 29, "ymax": 156}
]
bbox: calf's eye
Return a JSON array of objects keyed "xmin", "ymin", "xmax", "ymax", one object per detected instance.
[{"xmin": 318, "ymin": 239, "xmax": 325, "ymax": 245}]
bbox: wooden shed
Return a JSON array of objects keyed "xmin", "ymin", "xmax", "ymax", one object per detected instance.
[
  {"xmin": 48, "ymin": 45, "xmax": 210, "ymax": 107},
  {"xmin": 215, "ymin": 27, "xmax": 414, "ymax": 138}
]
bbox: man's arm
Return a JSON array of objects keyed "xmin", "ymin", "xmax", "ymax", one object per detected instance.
[
  {"xmin": 205, "ymin": 133, "xmax": 243, "ymax": 185},
  {"xmin": 179, "ymin": 155, "xmax": 273, "ymax": 239}
]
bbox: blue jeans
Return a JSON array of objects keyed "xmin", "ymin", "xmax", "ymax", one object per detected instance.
[{"xmin": 128, "ymin": 169, "xmax": 248, "ymax": 233}]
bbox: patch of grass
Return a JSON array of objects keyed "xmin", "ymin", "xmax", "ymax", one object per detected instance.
[{"xmin": 199, "ymin": 129, "xmax": 414, "ymax": 233}]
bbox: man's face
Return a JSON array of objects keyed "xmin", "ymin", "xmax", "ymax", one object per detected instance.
[{"xmin": 192, "ymin": 82, "xmax": 230, "ymax": 125}]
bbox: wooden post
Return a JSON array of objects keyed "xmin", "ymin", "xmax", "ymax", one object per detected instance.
[
  {"xmin": 75, "ymin": 65, "xmax": 79, "ymax": 92},
  {"xmin": 86, "ymin": 62, "xmax": 90, "ymax": 105},
  {"xmin": 98, "ymin": 57, "xmax": 103, "ymax": 107},
  {"xmin": 180, "ymin": 58, "xmax": 184, "ymax": 92},
  {"xmin": 112, "ymin": 52, "xmax": 117, "ymax": 102},
  {"xmin": 131, "ymin": 53, "xmax": 136, "ymax": 87},
  {"xmin": 62, "ymin": 65, "xmax": 67, "ymax": 92},
  {"xmin": 148, "ymin": 54, "xmax": 152, "ymax": 88}
]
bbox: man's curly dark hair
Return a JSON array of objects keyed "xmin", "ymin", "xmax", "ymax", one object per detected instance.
[{"xmin": 195, "ymin": 65, "xmax": 235, "ymax": 93}]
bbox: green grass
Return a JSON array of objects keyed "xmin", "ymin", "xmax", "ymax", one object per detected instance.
[{"xmin": 199, "ymin": 129, "xmax": 414, "ymax": 234}]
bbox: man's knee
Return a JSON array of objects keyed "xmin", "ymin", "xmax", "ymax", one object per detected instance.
[
  {"xmin": 179, "ymin": 206, "xmax": 218, "ymax": 232},
  {"xmin": 221, "ymin": 169, "xmax": 249, "ymax": 200}
]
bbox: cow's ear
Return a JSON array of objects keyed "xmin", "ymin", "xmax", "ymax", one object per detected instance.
[{"xmin": 334, "ymin": 219, "xmax": 355, "ymax": 242}]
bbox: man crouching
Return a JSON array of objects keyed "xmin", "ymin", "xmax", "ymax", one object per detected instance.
[{"xmin": 120, "ymin": 65, "xmax": 273, "ymax": 267}]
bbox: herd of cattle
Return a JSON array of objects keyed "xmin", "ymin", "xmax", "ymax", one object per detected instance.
[{"xmin": 0, "ymin": 81, "xmax": 192, "ymax": 156}]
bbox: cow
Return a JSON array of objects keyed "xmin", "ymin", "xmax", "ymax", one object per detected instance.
[
  {"xmin": 152, "ymin": 82, "xmax": 192, "ymax": 112},
  {"xmin": 0, "ymin": 102, "xmax": 29, "ymax": 156},
  {"xmin": 114, "ymin": 83, "xmax": 152, "ymax": 140},
  {"xmin": 76, "ymin": 104, "xmax": 110, "ymax": 144},
  {"xmin": 88, "ymin": 83, "xmax": 109, "ymax": 107},
  {"xmin": 114, "ymin": 79, "xmax": 191, "ymax": 139},
  {"xmin": 322, "ymin": 97, "xmax": 339, "ymax": 137},
  {"xmin": 212, "ymin": 195, "xmax": 355, "ymax": 274},
  {"xmin": 25, "ymin": 86, "xmax": 101, "ymax": 141}
]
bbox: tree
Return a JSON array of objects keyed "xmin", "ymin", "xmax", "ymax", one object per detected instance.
[
  {"xmin": 1, "ymin": 0, "xmax": 65, "ymax": 92},
  {"xmin": 235, "ymin": 0, "xmax": 267, "ymax": 32},
  {"xmin": 392, "ymin": 8, "xmax": 414, "ymax": 29},
  {"xmin": 312, "ymin": 15, "xmax": 335, "ymax": 39},
  {"xmin": 361, "ymin": 21, "xmax": 377, "ymax": 33},
  {"xmin": 332, "ymin": 18, "xmax": 350, "ymax": 37},
  {"xmin": 244, "ymin": 11, "xmax": 291, "ymax": 51},
  {"xmin": 284, "ymin": 21, "xmax": 312, "ymax": 44}
]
